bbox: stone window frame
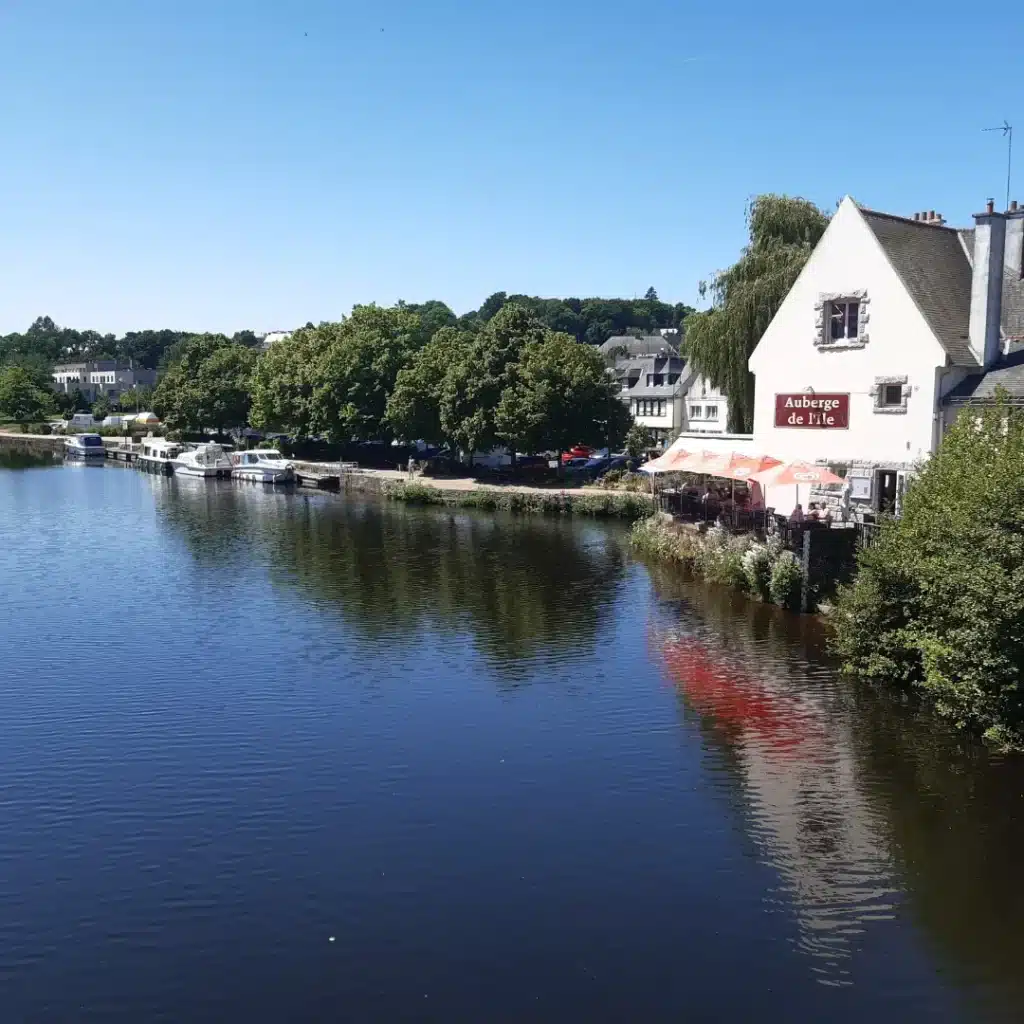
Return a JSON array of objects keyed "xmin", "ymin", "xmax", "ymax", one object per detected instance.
[
  {"xmin": 873, "ymin": 375, "xmax": 910, "ymax": 414},
  {"xmin": 814, "ymin": 290, "xmax": 870, "ymax": 350}
]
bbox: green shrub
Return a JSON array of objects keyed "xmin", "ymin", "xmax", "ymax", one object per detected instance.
[
  {"xmin": 832, "ymin": 396, "xmax": 1024, "ymax": 748},
  {"xmin": 769, "ymin": 551, "xmax": 803, "ymax": 610},
  {"xmin": 742, "ymin": 543, "xmax": 773, "ymax": 600}
]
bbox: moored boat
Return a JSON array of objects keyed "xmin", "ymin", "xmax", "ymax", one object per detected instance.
[
  {"xmin": 173, "ymin": 442, "xmax": 232, "ymax": 478},
  {"xmin": 137, "ymin": 437, "xmax": 184, "ymax": 475},
  {"xmin": 64, "ymin": 433, "xmax": 106, "ymax": 459},
  {"xmin": 230, "ymin": 449, "xmax": 295, "ymax": 484}
]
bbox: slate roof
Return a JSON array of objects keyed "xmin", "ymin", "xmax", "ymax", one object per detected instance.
[
  {"xmin": 859, "ymin": 208, "xmax": 976, "ymax": 366},
  {"xmin": 599, "ymin": 334, "xmax": 678, "ymax": 358},
  {"xmin": 944, "ymin": 350, "xmax": 1024, "ymax": 403}
]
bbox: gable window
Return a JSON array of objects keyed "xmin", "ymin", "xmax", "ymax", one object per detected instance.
[
  {"xmin": 668, "ymin": 374, "xmax": 679, "ymax": 385},
  {"xmin": 705, "ymin": 405, "xmax": 719, "ymax": 420},
  {"xmin": 829, "ymin": 300, "xmax": 860, "ymax": 341},
  {"xmin": 689, "ymin": 405, "xmax": 702, "ymax": 419},
  {"xmin": 815, "ymin": 290, "xmax": 870, "ymax": 349}
]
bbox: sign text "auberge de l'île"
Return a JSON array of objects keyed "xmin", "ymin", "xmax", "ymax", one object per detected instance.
[{"xmin": 774, "ymin": 393, "xmax": 850, "ymax": 429}]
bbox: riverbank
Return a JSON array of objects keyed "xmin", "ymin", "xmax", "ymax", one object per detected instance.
[
  {"xmin": 333, "ymin": 467, "xmax": 653, "ymax": 518},
  {"xmin": 630, "ymin": 514, "xmax": 806, "ymax": 609}
]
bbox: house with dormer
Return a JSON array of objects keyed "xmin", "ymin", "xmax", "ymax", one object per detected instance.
[{"xmin": 747, "ymin": 195, "xmax": 1024, "ymax": 511}]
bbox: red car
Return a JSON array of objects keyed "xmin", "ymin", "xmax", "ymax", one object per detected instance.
[{"xmin": 561, "ymin": 445, "xmax": 595, "ymax": 464}]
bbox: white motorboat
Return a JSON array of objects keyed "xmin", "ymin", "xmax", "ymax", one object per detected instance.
[
  {"xmin": 136, "ymin": 436, "xmax": 184, "ymax": 475},
  {"xmin": 173, "ymin": 442, "xmax": 233, "ymax": 478},
  {"xmin": 231, "ymin": 449, "xmax": 295, "ymax": 484},
  {"xmin": 65, "ymin": 433, "xmax": 106, "ymax": 459}
]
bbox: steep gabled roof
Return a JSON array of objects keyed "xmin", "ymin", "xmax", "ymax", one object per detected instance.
[{"xmin": 858, "ymin": 207, "xmax": 976, "ymax": 366}]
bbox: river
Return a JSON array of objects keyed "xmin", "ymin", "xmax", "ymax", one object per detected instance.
[{"xmin": 2, "ymin": 456, "xmax": 1023, "ymax": 1022}]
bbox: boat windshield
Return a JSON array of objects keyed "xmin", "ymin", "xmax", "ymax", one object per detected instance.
[
  {"xmin": 82, "ymin": 436, "xmax": 103, "ymax": 447},
  {"xmin": 257, "ymin": 451, "xmax": 281, "ymax": 459}
]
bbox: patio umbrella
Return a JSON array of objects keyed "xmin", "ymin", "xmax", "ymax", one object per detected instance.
[
  {"xmin": 750, "ymin": 460, "xmax": 844, "ymax": 515},
  {"xmin": 641, "ymin": 445, "xmax": 694, "ymax": 474},
  {"xmin": 676, "ymin": 449, "xmax": 732, "ymax": 476}
]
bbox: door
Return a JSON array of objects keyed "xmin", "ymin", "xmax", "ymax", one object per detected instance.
[{"xmin": 876, "ymin": 470, "xmax": 898, "ymax": 513}]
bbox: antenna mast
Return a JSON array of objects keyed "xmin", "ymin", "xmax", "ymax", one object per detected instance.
[{"xmin": 983, "ymin": 120, "xmax": 1013, "ymax": 210}]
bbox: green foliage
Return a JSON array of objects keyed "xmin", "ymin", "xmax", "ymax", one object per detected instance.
[
  {"xmin": 742, "ymin": 542, "xmax": 773, "ymax": 601},
  {"xmin": 381, "ymin": 481, "xmax": 653, "ymax": 518},
  {"xmin": 116, "ymin": 385, "xmax": 152, "ymax": 412},
  {"xmin": 92, "ymin": 395, "xmax": 112, "ymax": 421},
  {"xmin": 832, "ymin": 397, "xmax": 1024, "ymax": 747},
  {"xmin": 769, "ymin": 550, "xmax": 803, "ymax": 610},
  {"xmin": 495, "ymin": 330, "xmax": 628, "ymax": 455},
  {"xmin": 630, "ymin": 516, "xmax": 806, "ymax": 608},
  {"xmin": 625, "ymin": 423, "xmax": 654, "ymax": 458},
  {"xmin": 251, "ymin": 306, "xmax": 422, "ymax": 442},
  {"xmin": 685, "ymin": 195, "xmax": 829, "ymax": 432},
  {"xmin": 0, "ymin": 364, "xmax": 55, "ymax": 423},
  {"xmin": 386, "ymin": 326, "xmax": 472, "ymax": 445},
  {"xmin": 459, "ymin": 291, "xmax": 693, "ymax": 346},
  {"xmin": 152, "ymin": 334, "xmax": 257, "ymax": 432}
]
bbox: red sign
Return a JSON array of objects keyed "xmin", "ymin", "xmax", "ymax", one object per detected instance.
[{"xmin": 774, "ymin": 393, "xmax": 849, "ymax": 429}]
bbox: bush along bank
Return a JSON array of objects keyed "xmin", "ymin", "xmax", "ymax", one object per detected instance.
[
  {"xmin": 380, "ymin": 481, "xmax": 655, "ymax": 519},
  {"xmin": 832, "ymin": 396, "xmax": 1024, "ymax": 752},
  {"xmin": 630, "ymin": 516, "xmax": 805, "ymax": 611}
]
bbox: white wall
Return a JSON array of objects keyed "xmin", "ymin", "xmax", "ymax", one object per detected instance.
[{"xmin": 748, "ymin": 198, "xmax": 948, "ymax": 467}]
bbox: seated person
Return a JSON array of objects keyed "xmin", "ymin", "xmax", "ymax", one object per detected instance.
[{"xmin": 789, "ymin": 503, "xmax": 805, "ymax": 524}]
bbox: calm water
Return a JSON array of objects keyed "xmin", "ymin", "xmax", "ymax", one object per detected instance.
[{"xmin": 2, "ymin": 458, "xmax": 1024, "ymax": 1022}]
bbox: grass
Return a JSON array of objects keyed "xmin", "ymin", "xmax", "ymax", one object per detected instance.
[{"xmin": 380, "ymin": 480, "xmax": 654, "ymax": 519}]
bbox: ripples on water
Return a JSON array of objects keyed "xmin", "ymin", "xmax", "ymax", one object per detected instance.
[{"xmin": 1, "ymin": 462, "xmax": 1023, "ymax": 1022}]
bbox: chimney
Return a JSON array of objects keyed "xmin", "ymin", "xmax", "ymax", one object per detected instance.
[
  {"xmin": 1011, "ymin": 200, "xmax": 1019, "ymax": 213},
  {"xmin": 912, "ymin": 212, "xmax": 920, "ymax": 221},
  {"xmin": 969, "ymin": 200, "xmax": 1008, "ymax": 368}
]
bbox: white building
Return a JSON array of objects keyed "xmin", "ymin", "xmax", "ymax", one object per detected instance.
[
  {"xmin": 678, "ymin": 371, "xmax": 727, "ymax": 435},
  {"xmin": 51, "ymin": 361, "xmax": 157, "ymax": 403},
  {"xmin": 259, "ymin": 331, "xmax": 293, "ymax": 352},
  {"xmin": 742, "ymin": 195, "xmax": 1024, "ymax": 511}
]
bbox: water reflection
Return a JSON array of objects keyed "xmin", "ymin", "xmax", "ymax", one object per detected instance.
[
  {"xmin": 146, "ymin": 477, "xmax": 627, "ymax": 674},
  {"xmin": 651, "ymin": 572, "xmax": 1024, "ymax": 1015},
  {"xmin": 0, "ymin": 448, "xmax": 61, "ymax": 470}
]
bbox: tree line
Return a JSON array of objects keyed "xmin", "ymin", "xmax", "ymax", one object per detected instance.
[{"xmin": 152, "ymin": 302, "xmax": 632, "ymax": 458}]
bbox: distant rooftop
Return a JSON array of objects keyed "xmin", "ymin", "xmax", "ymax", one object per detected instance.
[{"xmin": 599, "ymin": 334, "xmax": 678, "ymax": 358}]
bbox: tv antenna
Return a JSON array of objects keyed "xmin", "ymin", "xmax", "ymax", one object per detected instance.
[{"xmin": 983, "ymin": 120, "xmax": 1013, "ymax": 211}]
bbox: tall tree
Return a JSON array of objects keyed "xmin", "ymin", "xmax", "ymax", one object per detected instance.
[
  {"xmin": 386, "ymin": 327, "xmax": 473, "ymax": 446},
  {"xmin": 684, "ymin": 194, "xmax": 829, "ymax": 432},
  {"xmin": 153, "ymin": 334, "xmax": 257, "ymax": 432},
  {"xmin": 0, "ymin": 365, "xmax": 55, "ymax": 423},
  {"xmin": 251, "ymin": 305, "xmax": 423, "ymax": 442},
  {"xmin": 495, "ymin": 331, "xmax": 630, "ymax": 457},
  {"xmin": 440, "ymin": 303, "xmax": 546, "ymax": 457}
]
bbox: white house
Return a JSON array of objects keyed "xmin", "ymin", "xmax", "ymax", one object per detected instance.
[
  {"xmin": 746, "ymin": 195, "xmax": 1024, "ymax": 511},
  {"xmin": 52, "ymin": 361, "xmax": 157, "ymax": 403},
  {"xmin": 678, "ymin": 371, "xmax": 727, "ymax": 435}
]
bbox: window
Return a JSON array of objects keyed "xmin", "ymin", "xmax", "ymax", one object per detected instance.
[
  {"xmin": 881, "ymin": 383, "xmax": 903, "ymax": 407},
  {"xmin": 705, "ymin": 406, "xmax": 719, "ymax": 420},
  {"xmin": 652, "ymin": 374, "xmax": 664, "ymax": 386},
  {"xmin": 689, "ymin": 405, "xmax": 702, "ymax": 419},
  {"xmin": 667, "ymin": 374, "xmax": 679, "ymax": 385},
  {"xmin": 829, "ymin": 300, "xmax": 860, "ymax": 341},
  {"xmin": 873, "ymin": 376, "xmax": 909, "ymax": 414},
  {"xmin": 645, "ymin": 375, "xmax": 653, "ymax": 386},
  {"xmin": 816, "ymin": 291, "xmax": 869, "ymax": 349}
]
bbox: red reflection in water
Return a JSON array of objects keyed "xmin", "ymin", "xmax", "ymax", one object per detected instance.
[{"xmin": 660, "ymin": 636, "xmax": 824, "ymax": 759}]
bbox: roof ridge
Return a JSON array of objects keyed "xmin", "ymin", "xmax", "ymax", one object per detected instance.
[{"xmin": 859, "ymin": 207, "xmax": 961, "ymax": 232}]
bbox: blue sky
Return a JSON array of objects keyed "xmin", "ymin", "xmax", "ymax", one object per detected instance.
[{"xmin": 0, "ymin": 0, "xmax": 1019, "ymax": 335}]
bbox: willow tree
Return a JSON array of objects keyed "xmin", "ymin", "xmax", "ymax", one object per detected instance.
[{"xmin": 685, "ymin": 195, "xmax": 829, "ymax": 433}]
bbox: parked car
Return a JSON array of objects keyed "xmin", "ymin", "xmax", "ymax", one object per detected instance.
[{"xmin": 561, "ymin": 445, "xmax": 596, "ymax": 464}]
